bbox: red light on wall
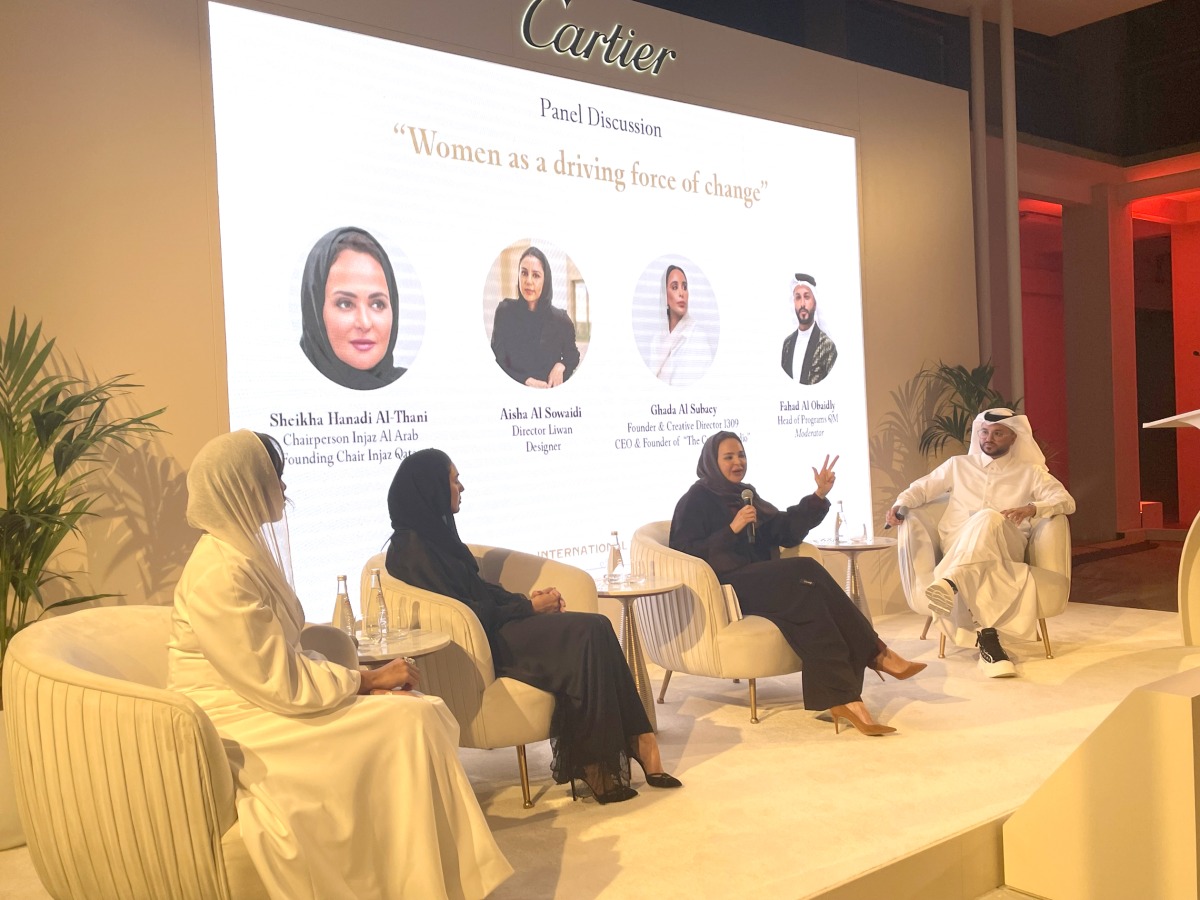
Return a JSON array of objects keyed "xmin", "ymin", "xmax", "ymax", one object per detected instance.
[{"xmin": 1019, "ymin": 198, "xmax": 1063, "ymax": 217}]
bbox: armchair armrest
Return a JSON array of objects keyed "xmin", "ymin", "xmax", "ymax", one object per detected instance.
[
  {"xmin": 360, "ymin": 552, "xmax": 496, "ymax": 688},
  {"xmin": 1028, "ymin": 513, "xmax": 1071, "ymax": 578},
  {"xmin": 300, "ymin": 624, "xmax": 358, "ymax": 670},
  {"xmin": 468, "ymin": 544, "xmax": 599, "ymax": 614},
  {"xmin": 897, "ymin": 504, "xmax": 946, "ymax": 608}
]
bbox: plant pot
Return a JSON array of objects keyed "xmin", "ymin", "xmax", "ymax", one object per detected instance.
[{"xmin": 0, "ymin": 712, "xmax": 26, "ymax": 849}]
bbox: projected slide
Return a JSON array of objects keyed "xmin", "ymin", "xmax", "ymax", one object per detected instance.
[{"xmin": 208, "ymin": 2, "xmax": 871, "ymax": 616}]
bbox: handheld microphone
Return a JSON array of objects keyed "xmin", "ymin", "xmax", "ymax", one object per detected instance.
[{"xmin": 741, "ymin": 489, "xmax": 756, "ymax": 543}]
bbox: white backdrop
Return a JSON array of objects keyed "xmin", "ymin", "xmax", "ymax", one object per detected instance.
[{"xmin": 209, "ymin": 2, "xmax": 871, "ymax": 617}]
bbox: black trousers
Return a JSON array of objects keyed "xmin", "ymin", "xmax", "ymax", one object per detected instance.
[{"xmin": 725, "ymin": 556, "xmax": 881, "ymax": 710}]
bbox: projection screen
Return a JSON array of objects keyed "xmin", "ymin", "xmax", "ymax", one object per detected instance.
[{"xmin": 208, "ymin": 2, "xmax": 871, "ymax": 616}]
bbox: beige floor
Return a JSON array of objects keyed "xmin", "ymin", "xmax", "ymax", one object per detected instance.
[{"xmin": 4, "ymin": 597, "xmax": 1193, "ymax": 899}]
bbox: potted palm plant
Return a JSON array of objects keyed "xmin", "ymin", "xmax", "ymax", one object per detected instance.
[{"xmin": 0, "ymin": 312, "xmax": 164, "ymax": 847}]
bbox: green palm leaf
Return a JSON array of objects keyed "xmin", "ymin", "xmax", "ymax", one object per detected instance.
[{"xmin": 1, "ymin": 310, "xmax": 165, "ymax": 699}]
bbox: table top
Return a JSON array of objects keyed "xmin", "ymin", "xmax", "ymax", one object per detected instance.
[
  {"xmin": 809, "ymin": 536, "xmax": 897, "ymax": 552},
  {"xmin": 356, "ymin": 628, "xmax": 451, "ymax": 663},
  {"xmin": 593, "ymin": 574, "xmax": 683, "ymax": 598}
]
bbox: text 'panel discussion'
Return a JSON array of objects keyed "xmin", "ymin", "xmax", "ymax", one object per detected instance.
[{"xmin": 5, "ymin": 0, "xmax": 1200, "ymax": 898}]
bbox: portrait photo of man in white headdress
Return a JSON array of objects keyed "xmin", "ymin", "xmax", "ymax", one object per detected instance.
[
  {"xmin": 886, "ymin": 409, "xmax": 1076, "ymax": 678},
  {"xmin": 780, "ymin": 273, "xmax": 837, "ymax": 385}
]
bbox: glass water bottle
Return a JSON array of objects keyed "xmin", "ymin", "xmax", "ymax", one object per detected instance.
[
  {"xmin": 607, "ymin": 530, "xmax": 626, "ymax": 583},
  {"xmin": 332, "ymin": 574, "xmax": 355, "ymax": 639},
  {"xmin": 370, "ymin": 568, "xmax": 389, "ymax": 641}
]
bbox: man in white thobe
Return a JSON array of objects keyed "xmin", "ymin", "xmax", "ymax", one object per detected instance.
[{"xmin": 885, "ymin": 408, "xmax": 1075, "ymax": 677}]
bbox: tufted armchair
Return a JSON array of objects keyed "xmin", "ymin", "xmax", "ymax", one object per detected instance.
[
  {"xmin": 360, "ymin": 546, "xmax": 598, "ymax": 808},
  {"xmin": 896, "ymin": 494, "xmax": 1072, "ymax": 658},
  {"xmin": 1, "ymin": 605, "xmax": 283, "ymax": 900},
  {"xmin": 629, "ymin": 521, "xmax": 823, "ymax": 723}
]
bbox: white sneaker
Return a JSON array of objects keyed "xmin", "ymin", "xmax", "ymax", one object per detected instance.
[{"xmin": 924, "ymin": 578, "xmax": 956, "ymax": 618}]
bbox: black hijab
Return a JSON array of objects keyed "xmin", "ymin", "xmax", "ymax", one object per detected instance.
[
  {"xmin": 694, "ymin": 431, "xmax": 779, "ymax": 515},
  {"xmin": 387, "ymin": 448, "xmax": 478, "ymax": 571},
  {"xmin": 299, "ymin": 226, "xmax": 406, "ymax": 390},
  {"xmin": 512, "ymin": 245, "xmax": 554, "ymax": 311}
]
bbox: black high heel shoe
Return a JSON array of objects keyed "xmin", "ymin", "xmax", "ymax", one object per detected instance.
[
  {"xmin": 628, "ymin": 752, "xmax": 683, "ymax": 789},
  {"xmin": 570, "ymin": 769, "xmax": 638, "ymax": 804}
]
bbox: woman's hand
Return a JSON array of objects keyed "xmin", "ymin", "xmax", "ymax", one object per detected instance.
[
  {"xmin": 729, "ymin": 504, "xmax": 758, "ymax": 534},
  {"xmin": 359, "ymin": 656, "xmax": 420, "ymax": 694},
  {"xmin": 531, "ymin": 587, "xmax": 565, "ymax": 614},
  {"xmin": 812, "ymin": 454, "xmax": 839, "ymax": 499},
  {"xmin": 524, "ymin": 377, "xmax": 550, "ymax": 389},
  {"xmin": 547, "ymin": 362, "xmax": 566, "ymax": 387}
]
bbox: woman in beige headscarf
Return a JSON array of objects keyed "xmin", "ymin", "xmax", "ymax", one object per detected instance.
[{"xmin": 168, "ymin": 430, "xmax": 511, "ymax": 900}]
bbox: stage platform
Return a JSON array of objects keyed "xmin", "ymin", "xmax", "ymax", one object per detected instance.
[
  {"xmin": 2, "ymin": 604, "xmax": 1194, "ymax": 899},
  {"xmin": 471, "ymin": 604, "xmax": 1195, "ymax": 900}
]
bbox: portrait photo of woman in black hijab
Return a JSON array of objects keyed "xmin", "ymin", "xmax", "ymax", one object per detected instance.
[
  {"xmin": 299, "ymin": 226, "xmax": 413, "ymax": 390},
  {"xmin": 486, "ymin": 242, "xmax": 585, "ymax": 388}
]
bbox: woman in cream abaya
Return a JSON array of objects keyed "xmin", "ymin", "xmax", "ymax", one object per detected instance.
[{"xmin": 168, "ymin": 430, "xmax": 511, "ymax": 899}]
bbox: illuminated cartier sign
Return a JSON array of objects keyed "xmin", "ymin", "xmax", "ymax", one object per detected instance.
[{"xmin": 521, "ymin": 0, "xmax": 678, "ymax": 75}]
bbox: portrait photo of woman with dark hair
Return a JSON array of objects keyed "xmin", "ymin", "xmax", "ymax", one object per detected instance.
[
  {"xmin": 485, "ymin": 241, "xmax": 587, "ymax": 389},
  {"xmin": 299, "ymin": 226, "xmax": 414, "ymax": 390}
]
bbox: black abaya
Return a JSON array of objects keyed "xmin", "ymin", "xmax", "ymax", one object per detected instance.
[{"xmin": 385, "ymin": 450, "xmax": 649, "ymax": 791}]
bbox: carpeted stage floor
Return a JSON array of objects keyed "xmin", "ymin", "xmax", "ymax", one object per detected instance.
[{"xmin": 1, "ymin": 542, "xmax": 1193, "ymax": 899}]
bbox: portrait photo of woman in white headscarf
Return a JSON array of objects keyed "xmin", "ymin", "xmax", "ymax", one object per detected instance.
[{"xmin": 632, "ymin": 256, "xmax": 718, "ymax": 386}]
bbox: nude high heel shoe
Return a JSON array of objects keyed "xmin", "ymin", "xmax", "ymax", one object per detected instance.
[
  {"xmin": 870, "ymin": 648, "xmax": 928, "ymax": 682},
  {"xmin": 829, "ymin": 704, "xmax": 897, "ymax": 736}
]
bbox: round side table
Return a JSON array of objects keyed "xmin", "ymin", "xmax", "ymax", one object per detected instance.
[
  {"xmin": 594, "ymin": 575, "xmax": 682, "ymax": 731},
  {"xmin": 357, "ymin": 628, "xmax": 451, "ymax": 666},
  {"xmin": 807, "ymin": 537, "xmax": 897, "ymax": 623}
]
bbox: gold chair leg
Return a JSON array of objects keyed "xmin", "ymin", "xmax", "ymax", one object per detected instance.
[
  {"xmin": 920, "ymin": 616, "xmax": 932, "ymax": 640},
  {"xmin": 749, "ymin": 677, "xmax": 759, "ymax": 724},
  {"xmin": 516, "ymin": 745, "xmax": 533, "ymax": 809},
  {"xmin": 657, "ymin": 670, "xmax": 673, "ymax": 703},
  {"xmin": 1039, "ymin": 617, "xmax": 1053, "ymax": 659},
  {"xmin": 938, "ymin": 632, "xmax": 946, "ymax": 659}
]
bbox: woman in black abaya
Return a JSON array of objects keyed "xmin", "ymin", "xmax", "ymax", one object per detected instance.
[
  {"xmin": 299, "ymin": 226, "xmax": 407, "ymax": 390},
  {"xmin": 670, "ymin": 431, "xmax": 926, "ymax": 735},
  {"xmin": 385, "ymin": 449, "xmax": 680, "ymax": 803}
]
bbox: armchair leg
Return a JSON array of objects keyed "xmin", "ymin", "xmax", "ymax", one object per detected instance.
[
  {"xmin": 657, "ymin": 670, "xmax": 673, "ymax": 703},
  {"xmin": 938, "ymin": 632, "xmax": 946, "ymax": 659},
  {"xmin": 920, "ymin": 616, "xmax": 932, "ymax": 640},
  {"xmin": 516, "ymin": 745, "xmax": 533, "ymax": 809},
  {"xmin": 749, "ymin": 678, "xmax": 759, "ymax": 724},
  {"xmin": 1039, "ymin": 618, "xmax": 1054, "ymax": 659}
]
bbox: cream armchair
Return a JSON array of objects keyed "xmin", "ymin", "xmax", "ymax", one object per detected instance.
[
  {"xmin": 629, "ymin": 521, "xmax": 822, "ymax": 723},
  {"xmin": 360, "ymin": 547, "xmax": 599, "ymax": 808},
  {"xmin": 2, "ymin": 605, "xmax": 274, "ymax": 900},
  {"xmin": 897, "ymin": 495, "xmax": 1072, "ymax": 658}
]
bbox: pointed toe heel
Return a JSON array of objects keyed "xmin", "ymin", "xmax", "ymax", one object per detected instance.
[
  {"xmin": 630, "ymin": 752, "xmax": 683, "ymax": 789},
  {"xmin": 829, "ymin": 704, "xmax": 897, "ymax": 737}
]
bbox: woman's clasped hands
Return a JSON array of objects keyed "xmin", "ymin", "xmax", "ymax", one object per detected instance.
[
  {"xmin": 531, "ymin": 587, "xmax": 566, "ymax": 614},
  {"xmin": 360, "ymin": 656, "xmax": 421, "ymax": 696}
]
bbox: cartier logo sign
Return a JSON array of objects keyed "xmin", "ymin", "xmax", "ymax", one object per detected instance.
[{"xmin": 521, "ymin": 0, "xmax": 679, "ymax": 76}]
